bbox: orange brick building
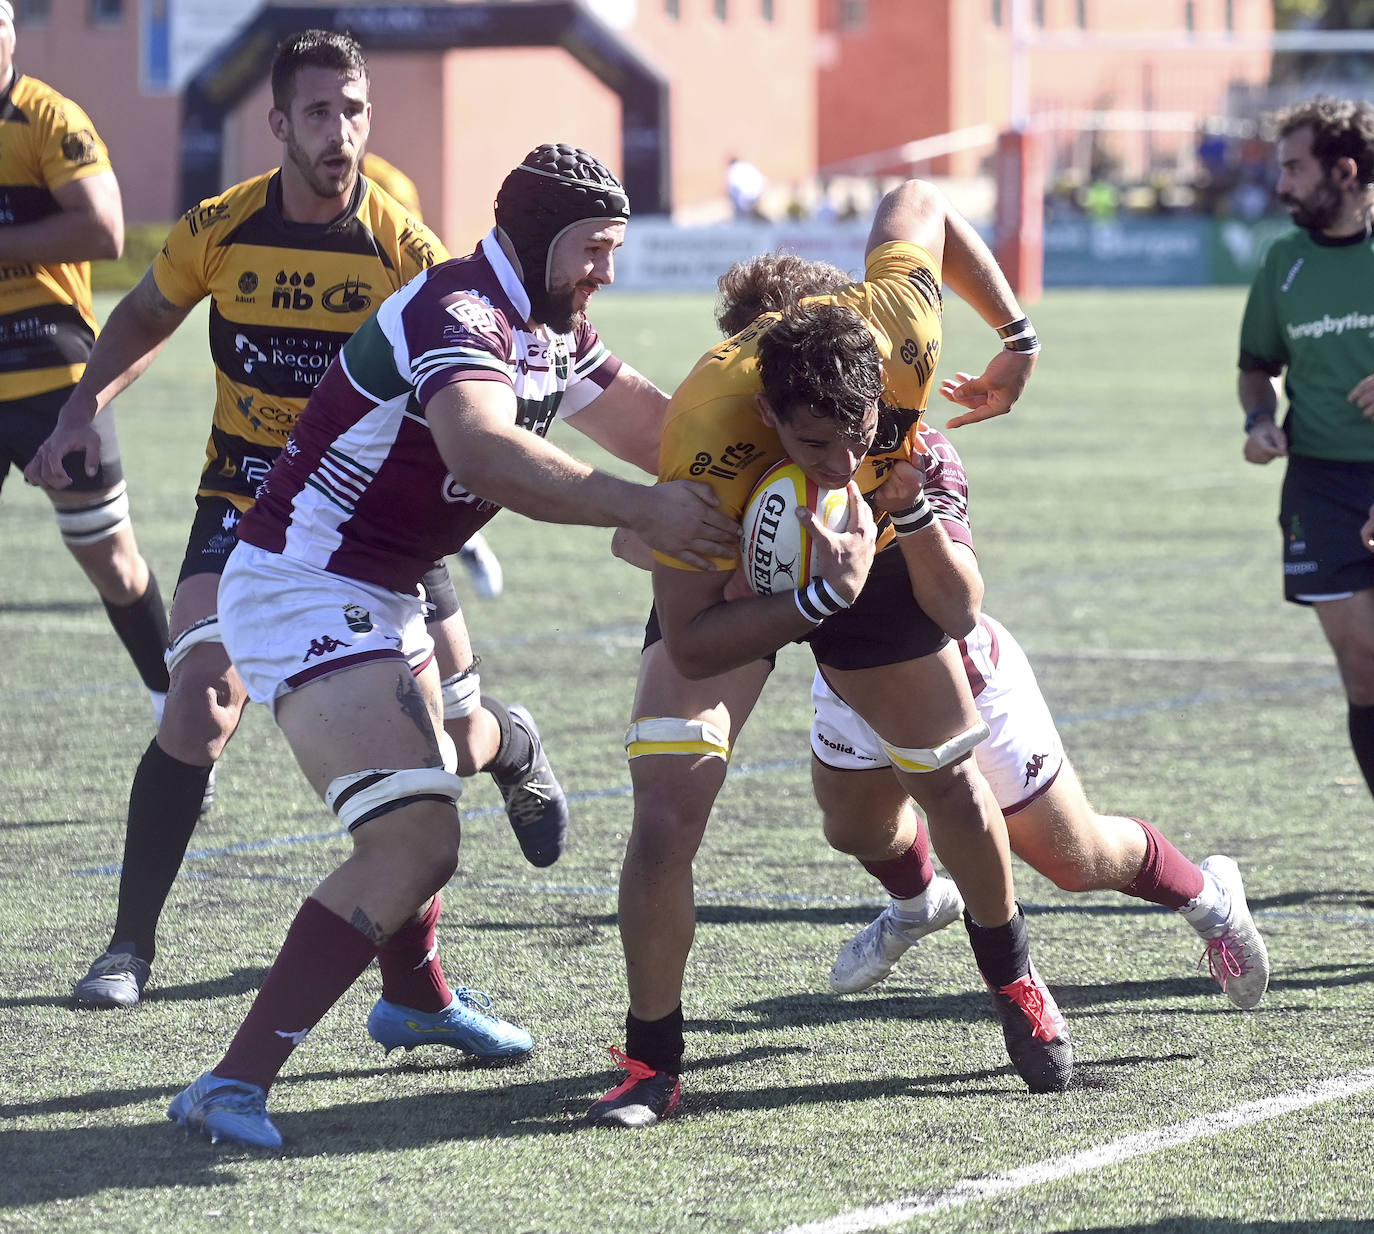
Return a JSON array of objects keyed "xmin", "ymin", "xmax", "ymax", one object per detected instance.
[{"xmin": 10, "ymin": 0, "xmax": 1272, "ymax": 247}]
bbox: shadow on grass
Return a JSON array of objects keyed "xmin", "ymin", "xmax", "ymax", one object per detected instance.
[
  {"xmin": 1, "ymin": 1040, "xmax": 1195, "ymax": 1209},
  {"xmin": 6, "ymin": 1043, "xmax": 940, "ymax": 1204},
  {"xmin": 0, "ymin": 966, "xmax": 271, "ymax": 1014}
]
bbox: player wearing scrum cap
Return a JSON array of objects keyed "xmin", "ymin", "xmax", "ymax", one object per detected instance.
[
  {"xmin": 164, "ymin": 143, "xmax": 737, "ymax": 1149},
  {"xmin": 0, "ymin": 0, "xmax": 172, "ymax": 735},
  {"xmin": 29, "ymin": 32, "xmax": 551, "ymax": 1041}
]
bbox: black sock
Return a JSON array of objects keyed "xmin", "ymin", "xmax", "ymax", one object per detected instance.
[
  {"xmin": 963, "ymin": 905, "xmax": 1030, "ymax": 990},
  {"xmin": 1349, "ymin": 703, "xmax": 1374, "ymax": 799},
  {"xmin": 102, "ymin": 574, "xmax": 170, "ymax": 693},
  {"xmin": 481, "ymin": 697, "xmax": 535, "ymax": 782},
  {"xmin": 108, "ymin": 739, "xmax": 212, "ymax": 962},
  {"xmin": 625, "ymin": 1005, "xmax": 685, "ymax": 1076}
]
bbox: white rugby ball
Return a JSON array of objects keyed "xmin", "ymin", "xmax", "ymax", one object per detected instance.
[{"xmin": 740, "ymin": 460, "xmax": 851, "ymax": 596}]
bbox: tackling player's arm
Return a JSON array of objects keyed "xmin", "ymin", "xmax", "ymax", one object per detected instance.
[
  {"xmin": 425, "ymin": 379, "xmax": 738, "ymax": 569},
  {"xmin": 564, "ymin": 364, "xmax": 669, "ymax": 475},
  {"xmin": 872, "ymin": 459, "xmax": 982, "ymax": 638},
  {"xmin": 0, "ymin": 170, "xmax": 123, "ymax": 264},
  {"xmin": 868, "ymin": 179, "xmax": 1037, "ymax": 428},
  {"xmin": 23, "ymin": 269, "xmax": 195, "ymax": 487},
  {"xmin": 652, "ymin": 485, "xmax": 877, "ymax": 681}
]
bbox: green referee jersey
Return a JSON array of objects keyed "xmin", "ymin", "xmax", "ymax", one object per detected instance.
[{"xmin": 1238, "ymin": 226, "xmax": 1374, "ymax": 462}]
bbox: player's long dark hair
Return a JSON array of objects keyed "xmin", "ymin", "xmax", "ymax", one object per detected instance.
[
  {"xmin": 756, "ymin": 302, "xmax": 882, "ymax": 439},
  {"xmin": 715, "ymin": 252, "xmax": 852, "ymax": 338}
]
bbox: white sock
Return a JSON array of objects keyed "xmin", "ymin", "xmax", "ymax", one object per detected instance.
[
  {"xmin": 891, "ymin": 883, "xmax": 937, "ymax": 927},
  {"xmin": 1180, "ymin": 869, "xmax": 1230, "ymax": 936}
]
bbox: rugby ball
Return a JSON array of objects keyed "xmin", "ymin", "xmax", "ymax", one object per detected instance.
[{"xmin": 740, "ymin": 460, "xmax": 851, "ymax": 596}]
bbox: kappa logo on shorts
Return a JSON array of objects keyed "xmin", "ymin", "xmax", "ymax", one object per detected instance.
[
  {"xmin": 342, "ymin": 603, "xmax": 373, "ymax": 633},
  {"xmin": 302, "ymin": 634, "xmax": 351, "ymax": 662},
  {"xmin": 1023, "ymin": 753, "xmax": 1048, "ymax": 787}
]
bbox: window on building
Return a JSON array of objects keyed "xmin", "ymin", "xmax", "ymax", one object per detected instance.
[
  {"xmin": 761, "ymin": 0, "xmax": 775, "ymax": 21},
  {"xmin": 991, "ymin": 0, "xmax": 1003, "ymax": 27},
  {"xmin": 89, "ymin": 0, "xmax": 123, "ymax": 22},
  {"xmin": 838, "ymin": 0, "xmax": 867, "ymax": 31},
  {"xmin": 1183, "ymin": 0, "xmax": 1195, "ymax": 33},
  {"xmin": 1075, "ymin": 0, "xmax": 1088, "ymax": 29},
  {"xmin": 17, "ymin": 0, "xmax": 51, "ymax": 21},
  {"xmin": 714, "ymin": 0, "xmax": 727, "ymax": 20}
]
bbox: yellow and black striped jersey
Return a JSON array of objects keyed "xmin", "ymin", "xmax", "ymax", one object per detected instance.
[
  {"xmin": 151, "ymin": 170, "xmax": 447, "ymax": 507},
  {"xmin": 0, "ymin": 73, "xmax": 114, "ymax": 400},
  {"xmin": 656, "ymin": 240, "xmax": 943, "ymax": 570}
]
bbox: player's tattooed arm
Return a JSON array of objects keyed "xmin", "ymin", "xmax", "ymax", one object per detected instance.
[{"xmin": 395, "ymin": 675, "xmax": 442, "ymax": 765}]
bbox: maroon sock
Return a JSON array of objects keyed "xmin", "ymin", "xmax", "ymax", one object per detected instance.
[
  {"xmin": 860, "ymin": 825, "xmax": 934, "ymax": 899},
  {"xmin": 216, "ymin": 897, "xmax": 379, "ymax": 1092},
  {"xmin": 1120, "ymin": 819, "xmax": 1205, "ymax": 910},
  {"xmin": 377, "ymin": 894, "xmax": 452, "ymax": 1013}
]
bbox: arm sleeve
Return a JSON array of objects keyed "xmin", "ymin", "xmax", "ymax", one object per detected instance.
[
  {"xmin": 1238, "ymin": 256, "xmax": 1286, "ymax": 376},
  {"xmin": 36, "ymin": 95, "xmax": 113, "ymax": 191},
  {"xmin": 557, "ymin": 318, "xmax": 624, "ymax": 418}
]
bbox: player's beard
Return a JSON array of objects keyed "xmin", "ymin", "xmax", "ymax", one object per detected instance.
[
  {"xmin": 1281, "ymin": 175, "xmax": 1344, "ymax": 233},
  {"xmin": 285, "ymin": 132, "xmax": 359, "ymax": 202},
  {"xmin": 533, "ymin": 280, "xmax": 586, "ymax": 334}
]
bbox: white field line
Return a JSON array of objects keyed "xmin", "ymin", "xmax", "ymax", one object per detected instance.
[{"xmin": 774, "ymin": 1068, "xmax": 1374, "ymax": 1234}]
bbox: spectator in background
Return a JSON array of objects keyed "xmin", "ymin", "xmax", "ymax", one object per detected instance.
[
  {"xmin": 0, "ymin": 0, "xmax": 173, "ymax": 729},
  {"xmin": 361, "ymin": 149, "xmax": 504, "ymax": 599},
  {"xmin": 726, "ymin": 155, "xmax": 765, "ymax": 220}
]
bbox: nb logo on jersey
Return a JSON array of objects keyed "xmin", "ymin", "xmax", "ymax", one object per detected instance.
[
  {"xmin": 302, "ymin": 634, "xmax": 351, "ymax": 662},
  {"xmin": 273, "ymin": 270, "xmax": 316, "ymax": 311}
]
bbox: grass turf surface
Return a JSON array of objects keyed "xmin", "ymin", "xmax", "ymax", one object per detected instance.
[{"xmin": 2, "ymin": 287, "xmax": 1373, "ymax": 1233}]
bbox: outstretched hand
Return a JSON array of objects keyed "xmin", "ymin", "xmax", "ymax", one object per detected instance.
[{"xmin": 939, "ymin": 348, "xmax": 1037, "ymax": 429}]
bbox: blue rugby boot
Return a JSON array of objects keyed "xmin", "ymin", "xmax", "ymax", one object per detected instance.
[
  {"xmin": 367, "ymin": 989, "xmax": 533, "ymax": 1060},
  {"xmin": 168, "ymin": 1072, "xmax": 282, "ymax": 1149}
]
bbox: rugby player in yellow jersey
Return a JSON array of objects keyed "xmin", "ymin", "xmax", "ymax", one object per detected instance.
[
  {"xmin": 26, "ymin": 32, "xmax": 545, "ymax": 1057},
  {"xmin": 589, "ymin": 179, "xmax": 1070, "ymax": 1127},
  {"xmin": 0, "ymin": 1, "xmax": 172, "ymax": 728}
]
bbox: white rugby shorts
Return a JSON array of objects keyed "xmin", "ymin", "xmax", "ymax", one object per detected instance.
[
  {"xmin": 219, "ymin": 543, "xmax": 434, "ymax": 709},
  {"xmin": 810, "ymin": 613, "xmax": 1063, "ymax": 815}
]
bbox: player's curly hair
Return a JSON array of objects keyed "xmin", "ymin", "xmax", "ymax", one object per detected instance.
[
  {"xmin": 1275, "ymin": 97, "xmax": 1374, "ymax": 188},
  {"xmin": 756, "ymin": 302, "xmax": 882, "ymax": 440},
  {"xmin": 715, "ymin": 252, "xmax": 852, "ymax": 338},
  {"xmin": 271, "ymin": 29, "xmax": 369, "ymax": 110}
]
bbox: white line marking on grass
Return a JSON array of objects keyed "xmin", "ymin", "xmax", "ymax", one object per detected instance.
[{"xmin": 774, "ymin": 1068, "xmax": 1374, "ymax": 1234}]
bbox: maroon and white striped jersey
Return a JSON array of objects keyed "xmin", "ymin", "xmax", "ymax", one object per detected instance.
[{"xmin": 237, "ymin": 231, "xmax": 622, "ymax": 592}]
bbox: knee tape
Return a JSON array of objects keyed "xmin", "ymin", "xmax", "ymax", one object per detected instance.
[
  {"xmin": 440, "ymin": 662, "xmax": 482, "ymax": 720},
  {"xmin": 325, "ymin": 766, "xmax": 464, "ymax": 831},
  {"xmin": 165, "ymin": 614, "xmax": 222, "ymax": 674},
  {"xmin": 880, "ymin": 718, "xmax": 990, "ymax": 773},
  {"xmin": 624, "ymin": 716, "xmax": 731, "ymax": 762},
  {"xmin": 55, "ymin": 481, "xmax": 130, "ymax": 546}
]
